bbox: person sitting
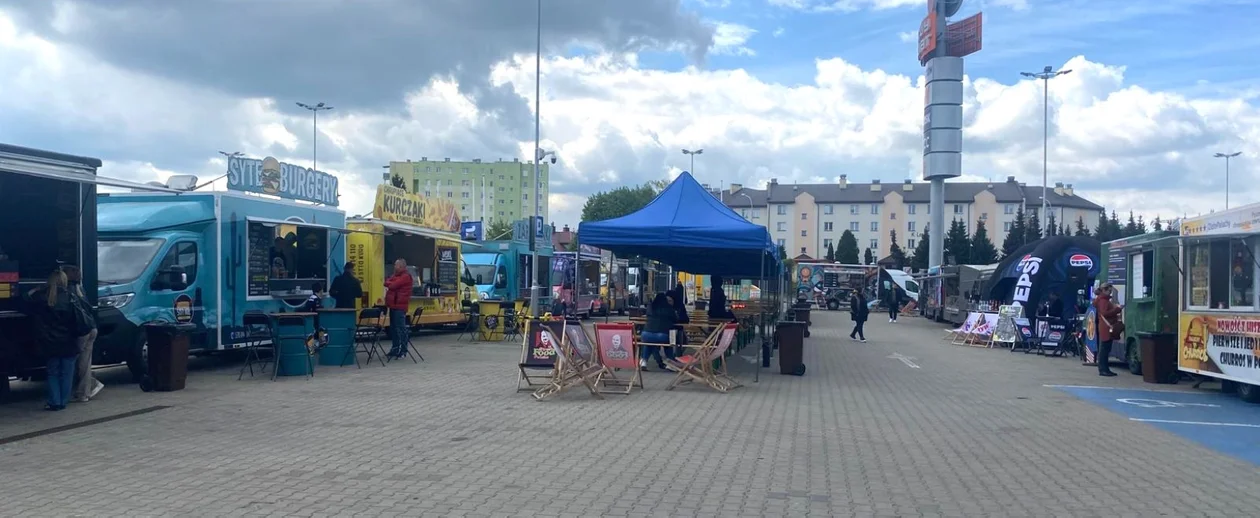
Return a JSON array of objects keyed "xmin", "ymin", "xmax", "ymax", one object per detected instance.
[
  {"xmin": 707, "ymin": 276, "xmax": 735, "ymax": 321},
  {"xmin": 302, "ymin": 281, "xmax": 325, "ymax": 313},
  {"xmin": 639, "ymin": 293, "xmax": 676, "ymax": 370}
]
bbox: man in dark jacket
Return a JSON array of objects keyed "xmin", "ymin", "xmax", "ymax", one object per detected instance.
[{"xmin": 329, "ymin": 262, "xmax": 363, "ymax": 309}]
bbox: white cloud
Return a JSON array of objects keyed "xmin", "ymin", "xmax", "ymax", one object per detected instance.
[
  {"xmin": 768, "ymin": 0, "xmax": 921, "ymax": 12},
  {"xmin": 1, "ymin": 10, "xmax": 1258, "ymax": 232},
  {"xmin": 710, "ymin": 22, "xmax": 757, "ymax": 56},
  {"xmin": 772, "ymin": 27, "xmax": 786, "ymax": 38},
  {"xmin": 897, "ymin": 31, "xmax": 916, "ymax": 43}
]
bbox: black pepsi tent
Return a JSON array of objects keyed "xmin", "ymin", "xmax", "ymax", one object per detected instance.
[{"xmin": 984, "ymin": 236, "xmax": 1101, "ymax": 316}]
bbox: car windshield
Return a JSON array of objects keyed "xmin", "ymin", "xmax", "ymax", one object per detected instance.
[
  {"xmin": 466, "ymin": 264, "xmax": 496, "ymax": 285},
  {"xmin": 905, "ymin": 280, "xmax": 920, "ymax": 293},
  {"xmin": 98, "ymin": 239, "xmax": 164, "ymax": 284}
]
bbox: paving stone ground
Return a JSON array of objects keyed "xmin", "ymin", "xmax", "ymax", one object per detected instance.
[{"xmin": 2, "ymin": 312, "xmax": 1259, "ymax": 517}]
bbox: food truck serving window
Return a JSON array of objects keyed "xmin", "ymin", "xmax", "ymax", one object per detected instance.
[
  {"xmin": 1185, "ymin": 238, "xmax": 1258, "ymax": 311},
  {"xmin": 247, "ymin": 220, "xmax": 329, "ymax": 297}
]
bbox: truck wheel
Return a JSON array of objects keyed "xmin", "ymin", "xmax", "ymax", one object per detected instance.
[
  {"xmin": 1126, "ymin": 338, "xmax": 1141, "ymax": 376},
  {"xmin": 1239, "ymin": 383, "xmax": 1260, "ymax": 404},
  {"xmin": 827, "ymin": 299, "xmax": 840, "ymax": 311},
  {"xmin": 127, "ymin": 335, "xmax": 149, "ymax": 384}
]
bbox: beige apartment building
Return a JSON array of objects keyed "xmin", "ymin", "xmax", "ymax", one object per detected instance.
[{"xmin": 720, "ymin": 175, "xmax": 1103, "ymax": 261}]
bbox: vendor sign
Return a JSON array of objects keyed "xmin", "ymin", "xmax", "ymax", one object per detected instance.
[
  {"xmin": 1179, "ymin": 313, "xmax": 1260, "ymax": 385},
  {"xmin": 226, "ymin": 156, "xmax": 339, "ymax": 206},
  {"xmin": 1179, "ymin": 203, "xmax": 1260, "ymax": 237},
  {"xmin": 373, "ymin": 184, "xmax": 460, "ymax": 232}
]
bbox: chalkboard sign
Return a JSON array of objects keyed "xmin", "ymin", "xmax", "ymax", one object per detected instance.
[
  {"xmin": 437, "ymin": 246, "xmax": 458, "ymax": 291},
  {"xmin": 247, "ymin": 222, "xmax": 273, "ymax": 297}
]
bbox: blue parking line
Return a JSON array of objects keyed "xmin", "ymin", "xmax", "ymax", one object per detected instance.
[{"xmin": 1053, "ymin": 385, "xmax": 1260, "ymax": 466}]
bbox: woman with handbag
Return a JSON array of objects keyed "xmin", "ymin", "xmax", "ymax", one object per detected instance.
[
  {"xmin": 1093, "ymin": 283, "xmax": 1123, "ymax": 377},
  {"xmin": 25, "ymin": 270, "xmax": 84, "ymax": 410}
]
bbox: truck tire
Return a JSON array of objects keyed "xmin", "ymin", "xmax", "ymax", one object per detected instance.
[
  {"xmin": 1239, "ymin": 383, "xmax": 1260, "ymax": 404},
  {"xmin": 1126, "ymin": 338, "xmax": 1141, "ymax": 376},
  {"xmin": 827, "ymin": 299, "xmax": 840, "ymax": 311},
  {"xmin": 127, "ymin": 334, "xmax": 149, "ymax": 384}
]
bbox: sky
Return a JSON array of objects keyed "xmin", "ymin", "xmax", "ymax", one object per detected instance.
[{"xmin": 1, "ymin": 0, "xmax": 1257, "ymax": 230}]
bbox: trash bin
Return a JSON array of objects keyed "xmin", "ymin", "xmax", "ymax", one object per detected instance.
[
  {"xmin": 1139, "ymin": 332, "xmax": 1177, "ymax": 384},
  {"xmin": 776, "ymin": 321, "xmax": 806, "ymax": 375},
  {"xmin": 143, "ymin": 322, "xmax": 193, "ymax": 392},
  {"xmin": 793, "ymin": 305, "xmax": 811, "ymax": 337}
]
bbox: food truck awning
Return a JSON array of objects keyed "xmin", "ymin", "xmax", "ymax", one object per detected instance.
[
  {"xmin": 0, "ymin": 144, "xmax": 179, "ymax": 193},
  {"xmin": 347, "ymin": 218, "xmax": 483, "ymax": 247}
]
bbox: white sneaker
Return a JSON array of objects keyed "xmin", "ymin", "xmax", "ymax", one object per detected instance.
[
  {"xmin": 90, "ymin": 379, "xmax": 104, "ymax": 398},
  {"xmin": 639, "ymin": 359, "xmax": 648, "ymax": 370},
  {"xmin": 861, "ymin": 339, "xmax": 867, "ymax": 343},
  {"xmin": 889, "ymin": 318, "xmax": 893, "ymax": 322}
]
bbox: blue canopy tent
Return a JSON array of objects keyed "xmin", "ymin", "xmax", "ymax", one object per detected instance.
[{"xmin": 577, "ymin": 172, "xmax": 779, "ymax": 277}]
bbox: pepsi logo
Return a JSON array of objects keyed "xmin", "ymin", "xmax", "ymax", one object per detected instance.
[{"xmin": 1069, "ymin": 254, "xmax": 1093, "ymax": 268}]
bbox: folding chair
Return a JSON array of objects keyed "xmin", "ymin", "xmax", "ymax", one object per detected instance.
[
  {"xmin": 501, "ymin": 307, "xmax": 522, "ymax": 342},
  {"xmin": 593, "ymin": 323, "xmax": 642, "ymax": 395},
  {"xmin": 666, "ymin": 323, "xmax": 741, "ymax": 393},
  {"xmin": 386, "ymin": 307, "xmax": 424, "ymax": 364},
  {"xmin": 237, "ymin": 312, "xmax": 274, "ymax": 380},
  {"xmin": 347, "ymin": 307, "xmax": 388, "ymax": 368},
  {"xmin": 457, "ymin": 305, "xmax": 481, "ymax": 341},
  {"xmin": 407, "ymin": 306, "xmax": 425, "ymax": 333},
  {"xmin": 532, "ymin": 327, "xmax": 605, "ymax": 401}
]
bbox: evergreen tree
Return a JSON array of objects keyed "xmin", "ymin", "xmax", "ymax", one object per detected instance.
[
  {"xmin": 1002, "ymin": 207, "xmax": 1027, "ymax": 257},
  {"xmin": 945, "ymin": 219, "xmax": 971, "ymax": 265},
  {"xmin": 1046, "ymin": 212, "xmax": 1058, "ymax": 237},
  {"xmin": 1153, "ymin": 216, "xmax": 1163, "ymax": 232},
  {"xmin": 969, "ymin": 220, "xmax": 999, "ymax": 264},
  {"xmin": 1109, "ymin": 210, "xmax": 1123, "ymax": 239},
  {"xmin": 825, "ymin": 242, "xmax": 836, "ymax": 262},
  {"xmin": 863, "ymin": 248, "xmax": 874, "ymax": 265},
  {"xmin": 1136, "ymin": 215, "xmax": 1148, "ymax": 235},
  {"xmin": 837, "ymin": 230, "xmax": 860, "ymax": 264},
  {"xmin": 1061, "ymin": 223, "xmax": 1070, "ymax": 236},
  {"xmin": 1124, "ymin": 211, "xmax": 1139, "ymax": 237},
  {"xmin": 888, "ymin": 230, "xmax": 907, "ymax": 269},
  {"xmin": 911, "ymin": 226, "xmax": 931, "ymax": 270},
  {"xmin": 1094, "ymin": 211, "xmax": 1109, "ymax": 241},
  {"xmin": 1024, "ymin": 211, "xmax": 1043, "ymax": 243},
  {"xmin": 1075, "ymin": 216, "xmax": 1091, "ymax": 237}
]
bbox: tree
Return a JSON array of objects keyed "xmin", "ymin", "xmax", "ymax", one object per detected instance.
[
  {"xmin": 825, "ymin": 242, "xmax": 836, "ymax": 262},
  {"xmin": 945, "ymin": 219, "xmax": 971, "ymax": 265},
  {"xmin": 1046, "ymin": 212, "xmax": 1058, "ymax": 237},
  {"xmin": 1153, "ymin": 216, "xmax": 1163, "ymax": 232},
  {"xmin": 1108, "ymin": 210, "xmax": 1123, "ymax": 239},
  {"xmin": 888, "ymin": 230, "xmax": 907, "ymax": 269},
  {"xmin": 1002, "ymin": 207, "xmax": 1027, "ymax": 257},
  {"xmin": 1060, "ymin": 223, "xmax": 1070, "ymax": 236},
  {"xmin": 390, "ymin": 175, "xmax": 407, "ymax": 191},
  {"xmin": 1124, "ymin": 211, "xmax": 1139, "ymax": 237},
  {"xmin": 1137, "ymin": 215, "xmax": 1148, "ymax": 235},
  {"xmin": 969, "ymin": 220, "xmax": 998, "ymax": 264},
  {"xmin": 486, "ymin": 219, "xmax": 514, "ymax": 240},
  {"xmin": 581, "ymin": 183, "xmax": 658, "ymax": 222},
  {"xmin": 1074, "ymin": 216, "xmax": 1091, "ymax": 237},
  {"xmin": 911, "ymin": 226, "xmax": 931, "ymax": 270},
  {"xmin": 1024, "ymin": 211, "xmax": 1042, "ymax": 243},
  {"xmin": 837, "ymin": 230, "xmax": 860, "ymax": 264},
  {"xmin": 863, "ymin": 248, "xmax": 874, "ymax": 265}
]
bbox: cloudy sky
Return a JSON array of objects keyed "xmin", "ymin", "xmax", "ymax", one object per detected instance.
[{"xmin": 1, "ymin": 0, "xmax": 1257, "ymax": 228}]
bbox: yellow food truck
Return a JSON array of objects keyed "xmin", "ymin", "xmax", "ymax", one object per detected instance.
[
  {"xmin": 347, "ymin": 185, "xmax": 476, "ymax": 327},
  {"xmin": 1178, "ymin": 204, "xmax": 1260, "ymax": 403}
]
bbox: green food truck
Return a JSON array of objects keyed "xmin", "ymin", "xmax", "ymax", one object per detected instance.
[{"xmin": 1099, "ymin": 231, "xmax": 1180, "ymax": 376}]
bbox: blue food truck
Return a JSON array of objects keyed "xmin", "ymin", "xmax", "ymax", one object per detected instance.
[
  {"xmin": 93, "ymin": 156, "xmax": 345, "ymax": 380},
  {"xmin": 462, "ymin": 218, "xmax": 554, "ymax": 302}
]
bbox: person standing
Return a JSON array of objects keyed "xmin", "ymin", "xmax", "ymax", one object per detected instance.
[
  {"xmin": 639, "ymin": 293, "xmax": 676, "ymax": 371},
  {"xmin": 63, "ymin": 265, "xmax": 103, "ymax": 402},
  {"xmin": 329, "ymin": 261, "xmax": 363, "ymax": 309},
  {"xmin": 1093, "ymin": 283, "xmax": 1122, "ymax": 377},
  {"xmin": 849, "ymin": 291, "xmax": 869, "ymax": 342},
  {"xmin": 888, "ymin": 287, "xmax": 901, "ymax": 323},
  {"xmin": 26, "ymin": 270, "xmax": 81, "ymax": 411},
  {"xmin": 383, "ymin": 259, "xmax": 413, "ymax": 359}
]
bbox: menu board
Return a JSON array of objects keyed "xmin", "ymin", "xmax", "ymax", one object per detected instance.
[
  {"xmin": 1106, "ymin": 246, "xmax": 1127, "ymax": 285},
  {"xmin": 437, "ymin": 246, "xmax": 458, "ymax": 291},
  {"xmin": 247, "ymin": 222, "xmax": 273, "ymax": 297}
]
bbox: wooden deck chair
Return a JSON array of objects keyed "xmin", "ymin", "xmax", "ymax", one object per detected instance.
[
  {"xmin": 665, "ymin": 323, "xmax": 740, "ymax": 393},
  {"xmin": 968, "ymin": 313, "xmax": 997, "ymax": 348},
  {"xmin": 517, "ymin": 320, "xmax": 559, "ymax": 392},
  {"xmin": 951, "ymin": 313, "xmax": 980, "ymax": 345},
  {"xmin": 593, "ymin": 323, "xmax": 642, "ymax": 394},
  {"xmin": 532, "ymin": 326, "xmax": 605, "ymax": 401}
]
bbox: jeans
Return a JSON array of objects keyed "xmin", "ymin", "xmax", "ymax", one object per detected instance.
[
  {"xmin": 850, "ymin": 321, "xmax": 866, "ymax": 340},
  {"xmin": 74, "ymin": 329, "xmax": 99, "ymax": 400},
  {"xmin": 639, "ymin": 331, "xmax": 676, "ymax": 365},
  {"xmin": 1098, "ymin": 340, "xmax": 1114, "ymax": 373},
  {"xmin": 889, "ymin": 306, "xmax": 899, "ymax": 321},
  {"xmin": 46, "ymin": 355, "xmax": 77, "ymax": 408},
  {"xmin": 388, "ymin": 308, "xmax": 409, "ymax": 355}
]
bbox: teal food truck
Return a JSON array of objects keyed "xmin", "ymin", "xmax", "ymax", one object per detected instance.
[
  {"xmin": 462, "ymin": 218, "xmax": 553, "ymax": 303},
  {"xmin": 93, "ymin": 156, "xmax": 345, "ymax": 380}
]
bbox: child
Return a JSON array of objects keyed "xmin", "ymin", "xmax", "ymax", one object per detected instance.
[{"xmin": 302, "ymin": 282, "xmax": 325, "ymax": 313}]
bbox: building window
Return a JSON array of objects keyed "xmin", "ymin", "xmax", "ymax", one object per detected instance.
[
  {"xmin": 461, "ymin": 180, "xmax": 470, "ymax": 186},
  {"xmin": 801, "ymin": 230, "xmax": 807, "ymax": 237},
  {"xmin": 801, "ymin": 247, "xmax": 807, "ymax": 255},
  {"xmin": 890, "ymin": 212, "xmax": 897, "ymax": 220},
  {"xmin": 1004, "ymin": 222, "xmax": 1013, "ymax": 231},
  {"xmin": 981, "ymin": 212, "xmax": 989, "ymax": 221},
  {"xmin": 446, "ymin": 192, "xmax": 453, "ymax": 198},
  {"xmin": 907, "ymin": 204, "xmax": 917, "ymax": 215},
  {"xmin": 424, "ymin": 190, "xmax": 431, "ymax": 197},
  {"xmin": 498, "ymin": 175, "xmax": 504, "ymax": 180},
  {"xmin": 824, "ymin": 222, "xmax": 834, "ymax": 231},
  {"xmin": 824, "ymin": 238, "xmax": 834, "ymax": 248},
  {"xmin": 927, "ymin": 204, "xmax": 931, "ymax": 214},
  {"xmin": 462, "ymin": 167, "xmax": 470, "ymax": 174},
  {"xmin": 801, "ymin": 212, "xmax": 807, "ymax": 220},
  {"xmin": 522, "ymin": 181, "xmax": 529, "ymax": 188},
  {"xmin": 446, "ymin": 179, "xmax": 453, "ymax": 186},
  {"xmin": 870, "ymin": 205, "xmax": 879, "ymax": 215},
  {"xmin": 498, "ymin": 211, "xmax": 505, "ymax": 216},
  {"xmin": 908, "ymin": 239, "xmax": 916, "ymax": 249},
  {"xmin": 849, "ymin": 222, "xmax": 859, "ymax": 232},
  {"xmin": 498, "ymin": 187, "xmax": 505, "ymax": 192},
  {"xmin": 741, "ymin": 209, "xmax": 749, "ymax": 219},
  {"xmin": 870, "ymin": 222, "xmax": 879, "ymax": 232},
  {"xmin": 870, "ymin": 239, "xmax": 878, "ymax": 250},
  {"xmin": 777, "ymin": 205, "xmax": 788, "ymax": 215},
  {"xmin": 776, "ymin": 222, "xmax": 786, "ymax": 232},
  {"xmin": 823, "ymin": 205, "xmax": 834, "ymax": 215},
  {"xmin": 1004, "ymin": 204, "xmax": 1016, "ymax": 214},
  {"xmin": 489, "ymin": 181, "xmax": 494, "ymax": 187},
  {"xmin": 412, "ymin": 179, "xmax": 420, "ymax": 193},
  {"xmin": 908, "ymin": 221, "xmax": 917, "ymax": 233},
  {"xmin": 461, "ymin": 192, "xmax": 470, "ymax": 199},
  {"xmin": 953, "ymin": 204, "xmax": 963, "ymax": 214},
  {"xmin": 850, "ymin": 204, "xmax": 859, "ymax": 215},
  {"xmin": 523, "ymin": 193, "xmax": 528, "ymax": 200},
  {"xmin": 776, "ymin": 239, "xmax": 785, "ymax": 247},
  {"xmin": 751, "ymin": 209, "xmax": 760, "ymax": 220}
]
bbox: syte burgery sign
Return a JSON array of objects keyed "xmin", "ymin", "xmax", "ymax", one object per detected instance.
[{"xmin": 226, "ymin": 156, "xmax": 339, "ymax": 206}]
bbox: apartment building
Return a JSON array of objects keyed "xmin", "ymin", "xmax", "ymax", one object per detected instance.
[
  {"xmin": 384, "ymin": 157, "xmax": 550, "ymax": 226},
  {"xmin": 721, "ymin": 175, "xmax": 1103, "ymax": 261}
]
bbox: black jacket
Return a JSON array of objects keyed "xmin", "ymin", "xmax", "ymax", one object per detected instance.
[
  {"xmin": 850, "ymin": 295, "xmax": 869, "ymax": 323},
  {"xmin": 25, "ymin": 286, "xmax": 82, "ymax": 357},
  {"xmin": 329, "ymin": 272, "xmax": 363, "ymax": 309},
  {"xmin": 644, "ymin": 305, "xmax": 677, "ymax": 334}
]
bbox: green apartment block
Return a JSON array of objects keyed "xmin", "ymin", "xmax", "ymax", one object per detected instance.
[{"xmin": 384, "ymin": 157, "xmax": 550, "ymax": 227}]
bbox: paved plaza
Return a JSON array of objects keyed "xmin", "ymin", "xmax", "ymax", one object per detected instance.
[{"xmin": 3, "ymin": 311, "xmax": 1260, "ymax": 517}]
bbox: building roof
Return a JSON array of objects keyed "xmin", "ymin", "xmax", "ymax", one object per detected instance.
[{"xmin": 716, "ymin": 177, "xmax": 1102, "ymax": 211}]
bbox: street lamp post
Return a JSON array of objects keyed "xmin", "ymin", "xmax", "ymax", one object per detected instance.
[
  {"xmin": 682, "ymin": 148, "xmax": 703, "ymax": 174},
  {"xmin": 296, "ymin": 101, "xmax": 333, "ymax": 171},
  {"xmin": 1214, "ymin": 151, "xmax": 1242, "ymax": 209},
  {"xmin": 528, "ymin": 0, "xmax": 548, "ymax": 318},
  {"xmin": 1021, "ymin": 66, "xmax": 1071, "ymax": 237}
]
